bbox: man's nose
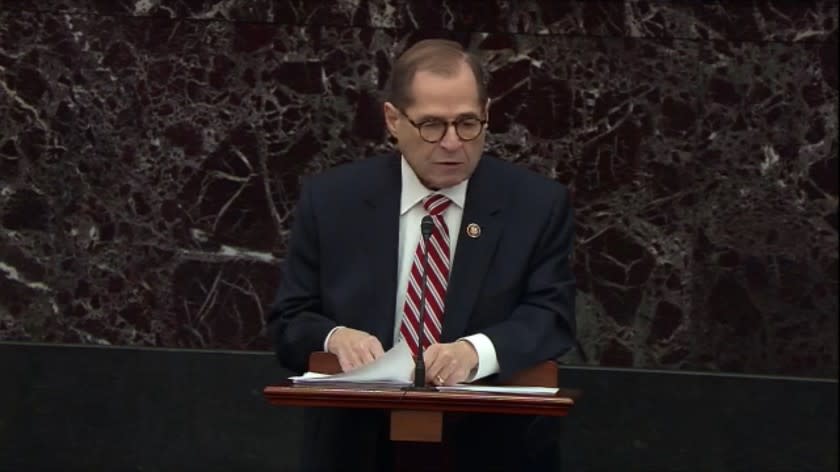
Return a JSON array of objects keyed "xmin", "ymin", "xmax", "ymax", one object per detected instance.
[{"xmin": 439, "ymin": 124, "xmax": 462, "ymax": 151}]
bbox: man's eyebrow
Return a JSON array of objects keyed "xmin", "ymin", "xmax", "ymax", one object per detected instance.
[
  {"xmin": 415, "ymin": 112, "xmax": 482, "ymax": 122},
  {"xmin": 414, "ymin": 114, "xmax": 444, "ymax": 122}
]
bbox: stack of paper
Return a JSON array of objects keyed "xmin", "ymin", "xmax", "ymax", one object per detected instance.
[
  {"xmin": 289, "ymin": 341, "xmax": 414, "ymax": 386},
  {"xmin": 288, "ymin": 341, "xmax": 559, "ymax": 395}
]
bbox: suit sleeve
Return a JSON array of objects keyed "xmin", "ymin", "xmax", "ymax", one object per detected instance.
[
  {"xmin": 481, "ymin": 185, "xmax": 576, "ymax": 381},
  {"xmin": 267, "ymin": 179, "xmax": 336, "ymax": 373}
]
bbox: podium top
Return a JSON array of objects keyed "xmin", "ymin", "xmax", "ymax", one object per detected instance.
[
  {"xmin": 263, "ymin": 382, "xmax": 576, "ymax": 417},
  {"xmin": 264, "ymin": 352, "xmax": 579, "ymax": 417}
]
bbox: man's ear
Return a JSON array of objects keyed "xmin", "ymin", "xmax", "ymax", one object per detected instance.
[
  {"xmin": 383, "ymin": 102, "xmax": 400, "ymax": 137},
  {"xmin": 484, "ymin": 97, "xmax": 491, "ymax": 121}
]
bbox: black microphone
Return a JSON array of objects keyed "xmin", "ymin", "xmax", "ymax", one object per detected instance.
[{"xmin": 407, "ymin": 216, "xmax": 435, "ymax": 390}]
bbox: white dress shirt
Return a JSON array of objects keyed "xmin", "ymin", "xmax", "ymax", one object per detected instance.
[{"xmin": 325, "ymin": 157, "xmax": 500, "ymax": 381}]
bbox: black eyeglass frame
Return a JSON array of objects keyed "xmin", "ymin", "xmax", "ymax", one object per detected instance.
[{"xmin": 397, "ymin": 108, "xmax": 488, "ymax": 143}]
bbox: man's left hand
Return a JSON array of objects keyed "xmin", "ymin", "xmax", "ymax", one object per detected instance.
[{"xmin": 423, "ymin": 340, "xmax": 479, "ymax": 386}]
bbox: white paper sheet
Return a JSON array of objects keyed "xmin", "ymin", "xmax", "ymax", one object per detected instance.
[{"xmin": 289, "ymin": 341, "xmax": 414, "ymax": 385}]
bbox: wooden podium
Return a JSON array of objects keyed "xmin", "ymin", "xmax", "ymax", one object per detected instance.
[{"xmin": 263, "ymin": 353, "xmax": 578, "ymax": 470}]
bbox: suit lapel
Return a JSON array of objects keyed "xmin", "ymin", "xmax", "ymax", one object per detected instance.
[
  {"xmin": 362, "ymin": 156, "xmax": 401, "ymax": 349},
  {"xmin": 441, "ymin": 157, "xmax": 506, "ymax": 342}
]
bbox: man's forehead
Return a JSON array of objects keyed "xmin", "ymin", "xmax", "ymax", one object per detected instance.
[
  {"xmin": 406, "ymin": 71, "xmax": 483, "ymax": 116},
  {"xmin": 411, "ymin": 65, "xmax": 478, "ymax": 89}
]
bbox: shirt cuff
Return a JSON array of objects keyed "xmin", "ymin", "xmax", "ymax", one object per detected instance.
[
  {"xmin": 323, "ymin": 326, "xmax": 344, "ymax": 352},
  {"xmin": 459, "ymin": 333, "xmax": 500, "ymax": 382}
]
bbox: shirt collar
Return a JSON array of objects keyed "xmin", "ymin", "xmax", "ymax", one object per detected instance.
[{"xmin": 400, "ymin": 156, "xmax": 468, "ymax": 215}]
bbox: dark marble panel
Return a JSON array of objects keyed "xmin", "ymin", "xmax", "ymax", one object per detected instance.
[
  {"xmin": 1, "ymin": 0, "xmax": 626, "ymax": 35},
  {"xmin": 0, "ymin": 12, "xmax": 329, "ymax": 349},
  {"xmin": 394, "ymin": 0, "xmax": 625, "ymax": 36},
  {"xmin": 687, "ymin": 39, "xmax": 838, "ymax": 376},
  {"xmin": 0, "ymin": 4, "xmax": 837, "ymax": 377},
  {"xmin": 566, "ymin": 37, "xmax": 704, "ymax": 369},
  {"xmin": 626, "ymin": 0, "xmax": 838, "ymax": 42},
  {"xmin": 6, "ymin": 1, "xmax": 838, "ymax": 42}
]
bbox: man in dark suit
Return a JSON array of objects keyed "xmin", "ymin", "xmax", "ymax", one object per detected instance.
[{"xmin": 269, "ymin": 39, "xmax": 575, "ymax": 471}]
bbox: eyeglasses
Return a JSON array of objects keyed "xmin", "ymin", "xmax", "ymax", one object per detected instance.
[{"xmin": 398, "ymin": 109, "xmax": 487, "ymax": 143}]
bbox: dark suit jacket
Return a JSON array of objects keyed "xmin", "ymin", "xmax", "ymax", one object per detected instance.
[{"xmin": 269, "ymin": 154, "xmax": 575, "ymax": 381}]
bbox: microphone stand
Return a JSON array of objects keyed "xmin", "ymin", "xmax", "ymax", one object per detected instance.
[{"xmin": 404, "ymin": 216, "xmax": 436, "ymax": 392}]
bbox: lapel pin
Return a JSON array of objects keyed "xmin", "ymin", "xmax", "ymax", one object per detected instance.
[{"xmin": 466, "ymin": 223, "xmax": 481, "ymax": 239}]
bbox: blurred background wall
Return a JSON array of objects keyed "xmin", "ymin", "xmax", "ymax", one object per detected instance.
[{"xmin": 2, "ymin": 2, "xmax": 838, "ymax": 470}]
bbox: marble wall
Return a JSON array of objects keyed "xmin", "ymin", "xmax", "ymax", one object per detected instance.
[{"xmin": 1, "ymin": 0, "xmax": 836, "ymax": 377}]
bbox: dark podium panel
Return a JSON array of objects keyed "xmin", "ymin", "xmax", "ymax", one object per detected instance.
[{"xmin": 263, "ymin": 353, "xmax": 579, "ymax": 469}]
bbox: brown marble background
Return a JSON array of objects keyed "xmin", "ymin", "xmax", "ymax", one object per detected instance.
[{"xmin": 0, "ymin": 0, "xmax": 837, "ymax": 377}]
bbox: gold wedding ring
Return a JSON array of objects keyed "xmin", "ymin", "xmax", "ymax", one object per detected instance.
[{"xmin": 436, "ymin": 375, "xmax": 444, "ymax": 384}]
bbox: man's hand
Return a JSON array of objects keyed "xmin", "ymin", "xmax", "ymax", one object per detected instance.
[
  {"xmin": 326, "ymin": 327, "xmax": 385, "ymax": 372},
  {"xmin": 424, "ymin": 340, "xmax": 479, "ymax": 386}
]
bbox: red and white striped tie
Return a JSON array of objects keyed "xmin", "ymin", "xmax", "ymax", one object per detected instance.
[{"xmin": 399, "ymin": 194, "xmax": 452, "ymax": 357}]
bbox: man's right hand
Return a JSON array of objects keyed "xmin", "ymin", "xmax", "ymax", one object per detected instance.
[{"xmin": 326, "ymin": 327, "xmax": 385, "ymax": 372}]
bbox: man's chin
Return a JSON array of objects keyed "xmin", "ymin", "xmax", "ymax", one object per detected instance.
[{"xmin": 426, "ymin": 174, "xmax": 466, "ymax": 190}]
